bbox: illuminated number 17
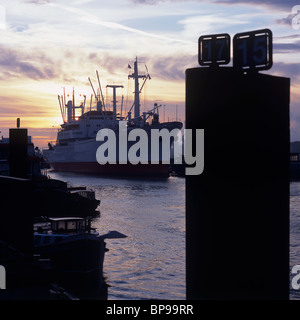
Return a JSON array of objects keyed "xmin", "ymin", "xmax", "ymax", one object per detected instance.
[{"xmin": 203, "ymin": 41, "xmax": 212, "ymax": 60}]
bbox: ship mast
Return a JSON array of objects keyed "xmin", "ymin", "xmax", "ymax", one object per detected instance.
[
  {"xmin": 128, "ymin": 57, "xmax": 148, "ymax": 121},
  {"xmin": 106, "ymin": 84, "xmax": 124, "ymax": 122}
]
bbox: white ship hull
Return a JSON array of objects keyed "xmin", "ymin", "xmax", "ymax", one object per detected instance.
[{"xmin": 44, "ymin": 121, "xmax": 182, "ymax": 177}]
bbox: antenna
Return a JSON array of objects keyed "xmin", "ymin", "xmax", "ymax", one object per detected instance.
[
  {"xmin": 58, "ymin": 95, "xmax": 64, "ymax": 122},
  {"xmin": 82, "ymin": 95, "xmax": 86, "ymax": 115},
  {"xmin": 121, "ymin": 94, "xmax": 124, "ymax": 119},
  {"xmin": 89, "ymin": 77, "xmax": 98, "ymax": 100},
  {"xmin": 61, "ymin": 95, "xmax": 65, "ymax": 121},
  {"xmin": 145, "ymin": 64, "xmax": 151, "ymax": 80},
  {"xmin": 90, "ymin": 94, "xmax": 93, "ymax": 111},
  {"xmin": 96, "ymin": 70, "xmax": 105, "ymax": 108},
  {"xmin": 72, "ymin": 87, "xmax": 75, "ymax": 120},
  {"xmin": 63, "ymin": 87, "xmax": 66, "ymax": 107},
  {"xmin": 89, "ymin": 73, "xmax": 109, "ymax": 127}
]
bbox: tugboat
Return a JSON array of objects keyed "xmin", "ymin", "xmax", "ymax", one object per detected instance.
[
  {"xmin": 34, "ymin": 216, "xmax": 126, "ymax": 275},
  {"xmin": 43, "ymin": 58, "xmax": 183, "ymax": 177}
]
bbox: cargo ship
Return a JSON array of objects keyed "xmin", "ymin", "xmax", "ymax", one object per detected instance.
[{"xmin": 43, "ymin": 58, "xmax": 183, "ymax": 177}]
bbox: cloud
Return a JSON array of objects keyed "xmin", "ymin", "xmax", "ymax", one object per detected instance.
[
  {"xmin": 274, "ymin": 34, "xmax": 300, "ymax": 40},
  {"xmin": 213, "ymin": 0, "xmax": 299, "ymax": 9},
  {"xmin": 275, "ymin": 11, "xmax": 300, "ymax": 28},
  {"xmin": 88, "ymin": 51, "xmax": 198, "ymax": 82},
  {"xmin": 131, "ymin": 0, "xmax": 299, "ymax": 10},
  {"xmin": 273, "ymin": 41, "xmax": 300, "ymax": 53},
  {"xmin": 47, "ymin": 2, "xmax": 193, "ymax": 45},
  {"xmin": 275, "ymin": 14, "xmax": 295, "ymax": 26},
  {"xmin": 0, "ymin": 102, "xmax": 48, "ymax": 116},
  {"xmin": 131, "ymin": 0, "xmax": 160, "ymax": 4},
  {"xmin": 0, "ymin": 46, "xmax": 58, "ymax": 80},
  {"xmin": 149, "ymin": 54, "xmax": 197, "ymax": 81},
  {"xmin": 271, "ymin": 61, "xmax": 300, "ymax": 80},
  {"xmin": 23, "ymin": 0, "xmax": 52, "ymax": 4},
  {"xmin": 88, "ymin": 52, "xmax": 133, "ymax": 75}
]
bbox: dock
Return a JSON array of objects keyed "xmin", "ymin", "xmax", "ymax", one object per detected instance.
[{"xmin": 0, "ymin": 125, "xmax": 107, "ymax": 300}]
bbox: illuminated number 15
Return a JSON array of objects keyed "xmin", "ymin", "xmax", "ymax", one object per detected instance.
[
  {"xmin": 233, "ymin": 29, "xmax": 272, "ymax": 71},
  {"xmin": 253, "ymin": 36, "xmax": 267, "ymax": 64},
  {"xmin": 237, "ymin": 37, "xmax": 267, "ymax": 66}
]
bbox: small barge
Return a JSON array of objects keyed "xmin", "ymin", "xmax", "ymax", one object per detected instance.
[{"xmin": 34, "ymin": 216, "xmax": 126, "ymax": 275}]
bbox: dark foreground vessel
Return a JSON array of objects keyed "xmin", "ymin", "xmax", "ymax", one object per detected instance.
[{"xmin": 34, "ymin": 216, "xmax": 126, "ymax": 275}]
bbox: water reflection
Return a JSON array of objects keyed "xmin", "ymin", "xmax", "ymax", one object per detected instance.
[{"xmin": 48, "ymin": 172, "xmax": 185, "ymax": 300}]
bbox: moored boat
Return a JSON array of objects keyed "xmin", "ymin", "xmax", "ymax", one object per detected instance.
[
  {"xmin": 34, "ymin": 216, "xmax": 126, "ymax": 275},
  {"xmin": 33, "ymin": 178, "xmax": 100, "ymax": 218}
]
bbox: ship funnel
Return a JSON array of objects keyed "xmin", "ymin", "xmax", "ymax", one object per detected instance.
[
  {"xmin": 97, "ymin": 100, "xmax": 102, "ymax": 112},
  {"xmin": 67, "ymin": 100, "xmax": 73, "ymax": 122}
]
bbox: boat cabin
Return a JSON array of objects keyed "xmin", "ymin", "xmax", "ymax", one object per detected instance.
[
  {"xmin": 34, "ymin": 217, "xmax": 97, "ymax": 247},
  {"xmin": 34, "ymin": 217, "xmax": 95, "ymax": 235},
  {"xmin": 50, "ymin": 217, "xmax": 92, "ymax": 234}
]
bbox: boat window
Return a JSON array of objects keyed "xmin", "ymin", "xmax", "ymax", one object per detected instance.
[
  {"xmin": 77, "ymin": 220, "xmax": 85, "ymax": 231},
  {"xmin": 291, "ymin": 154, "xmax": 299, "ymax": 161},
  {"xmin": 67, "ymin": 221, "xmax": 77, "ymax": 230},
  {"xmin": 58, "ymin": 221, "xmax": 66, "ymax": 231}
]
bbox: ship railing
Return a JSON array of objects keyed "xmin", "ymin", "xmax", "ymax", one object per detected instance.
[{"xmin": 126, "ymin": 103, "xmax": 162, "ymax": 125}]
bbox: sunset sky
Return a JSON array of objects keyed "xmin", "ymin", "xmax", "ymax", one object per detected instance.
[{"xmin": 0, "ymin": 0, "xmax": 300, "ymax": 148}]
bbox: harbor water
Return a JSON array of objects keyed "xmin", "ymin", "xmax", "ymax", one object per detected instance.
[
  {"xmin": 48, "ymin": 171, "xmax": 185, "ymax": 300},
  {"xmin": 48, "ymin": 172, "xmax": 300, "ymax": 300}
]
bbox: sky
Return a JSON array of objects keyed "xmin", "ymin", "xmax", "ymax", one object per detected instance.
[{"xmin": 0, "ymin": 0, "xmax": 300, "ymax": 147}]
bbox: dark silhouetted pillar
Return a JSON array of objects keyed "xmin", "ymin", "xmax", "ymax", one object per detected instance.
[
  {"xmin": 186, "ymin": 67, "xmax": 290, "ymax": 299},
  {"xmin": 9, "ymin": 128, "xmax": 28, "ymax": 179}
]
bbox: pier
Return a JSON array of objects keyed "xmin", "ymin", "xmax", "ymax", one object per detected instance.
[{"xmin": 0, "ymin": 126, "xmax": 107, "ymax": 300}]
